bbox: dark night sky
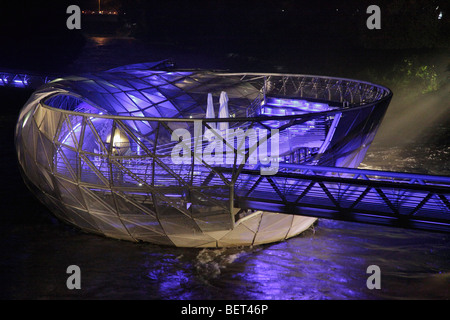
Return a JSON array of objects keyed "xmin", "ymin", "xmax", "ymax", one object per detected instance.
[
  {"xmin": 0, "ymin": 0, "xmax": 448, "ymax": 71},
  {"xmin": 1, "ymin": 1, "xmax": 448, "ymax": 39}
]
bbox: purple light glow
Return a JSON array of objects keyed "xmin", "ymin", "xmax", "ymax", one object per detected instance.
[{"xmin": 264, "ymin": 97, "xmax": 331, "ymax": 113}]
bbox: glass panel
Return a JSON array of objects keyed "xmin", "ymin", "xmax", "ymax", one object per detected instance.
[
  {"xmin": 36, "ymin": 133, "xmax": 54, "ymax": 169},
  {"xmin": 80, "ymin": 155, "xmax": 109, "ymax": 186},
  {"xmin": 55, "ymin": 178, "xmax": 86, "ymax": 209}
]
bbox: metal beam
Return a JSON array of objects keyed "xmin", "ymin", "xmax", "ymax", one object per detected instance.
[{"xmin": 222, "ymin": 164, "xmax": 450, "ymax": 233}]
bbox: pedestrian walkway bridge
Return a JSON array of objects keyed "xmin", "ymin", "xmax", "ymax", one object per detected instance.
[{"xmin": 221, "ymin": 163, "xmax": 450, "ymax": 233}]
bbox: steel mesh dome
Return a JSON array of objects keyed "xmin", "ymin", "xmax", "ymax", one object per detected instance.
[{"xmin": 15, "ymin": 61, "xmax": 392, "ymax": 247}]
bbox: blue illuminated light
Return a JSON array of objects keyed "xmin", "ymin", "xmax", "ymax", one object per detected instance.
[
  {"xmin": 0, "ymin": 71, "xmax": 53, "ymax": 88},
  {"xmin": 260, "ymin": 97, "xmax": 333, "ymax": 131},
  {"xmin": 262, "ymin": 97, "xmax": 331, "ymax": 116}
]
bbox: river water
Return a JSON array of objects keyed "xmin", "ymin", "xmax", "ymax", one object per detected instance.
[{"xmin": 0, "ymin": 36, "xmax": 449, "ymax": 301}]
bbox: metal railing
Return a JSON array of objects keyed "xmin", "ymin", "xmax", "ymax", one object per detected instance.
[{"xmin": 228, "ymin": 163, "xmax": 450, "ymax": 232}]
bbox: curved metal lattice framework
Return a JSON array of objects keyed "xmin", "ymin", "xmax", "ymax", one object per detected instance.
[{"xmin": 15, "ymin": 63, "xmax": 396, "ymax": 247}]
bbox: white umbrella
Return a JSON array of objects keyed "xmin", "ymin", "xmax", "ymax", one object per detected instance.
[
  {"xmin": 218, "ymin": 91, "xmax": 229, "ymax": 132},
  {"xmin": 206, "ymin": 93, "xmax": 216, "ymax": 130}
]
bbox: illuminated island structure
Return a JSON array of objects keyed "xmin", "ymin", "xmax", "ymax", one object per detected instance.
[{"xmin": 15, "ymin": 61, "xmax": 392, "ymax": 247}]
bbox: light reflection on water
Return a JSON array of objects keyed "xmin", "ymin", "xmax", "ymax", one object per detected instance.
[
  {"xmin": 4, "ymin": 212, "xmax": 449, "ymax": 300},
  {"xmin": 125, "ymin": 217, "xmax": 449, "ymax": 300}
]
